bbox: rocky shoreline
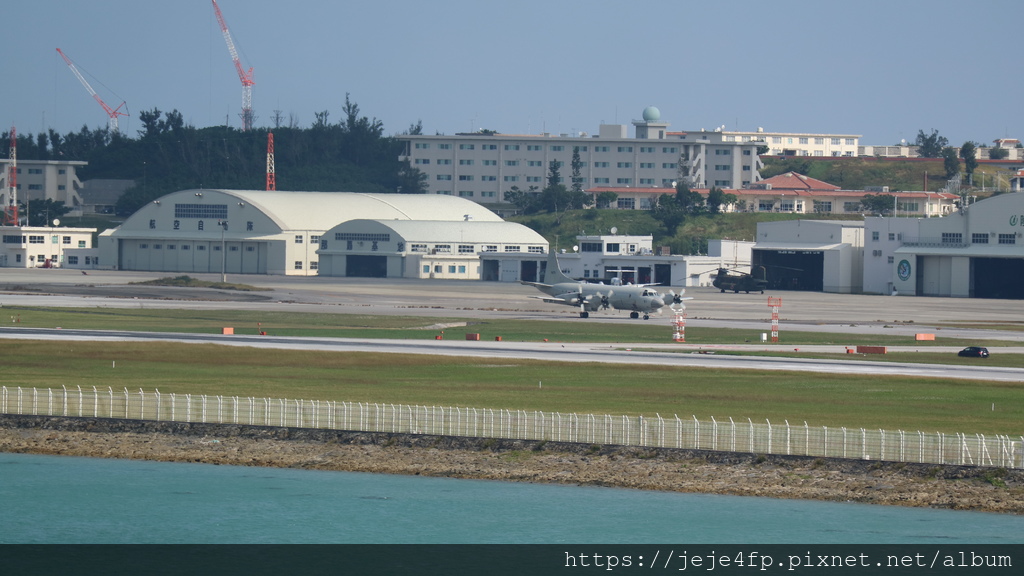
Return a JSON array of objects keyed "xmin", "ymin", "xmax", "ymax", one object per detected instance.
[{"xmin": 2, "ymin": 415, "xmax": 1022, "ymax": 514}]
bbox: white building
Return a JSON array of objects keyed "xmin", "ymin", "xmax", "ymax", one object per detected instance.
[
  {"xmin": 1, "ymin": 225, "xmax": 98, "ymax": 268},
  {"xmin": 317, "ymin": 218, "xmax": 547, "ymax": 279},
  {"xmin": 0, "ymin": 159, "xmax": 87, "ymax": 218},
  {"xmin": 882, "ymin": 193, "xmax": 1024, "ymax": 298},
  {"xmin": 98, "ymin": 189, "xmax": 509, "ymax": 276},
  {"xmin": 730, "ymin": 129, "xmax": 860, "ymax": 157},
  {"xmin": 754, "ymin": 220, "xmax": 865, "ymax": 293},
  {"xmin": 398, "ymin": 107, "xmax": 763, "ymax": 208}
]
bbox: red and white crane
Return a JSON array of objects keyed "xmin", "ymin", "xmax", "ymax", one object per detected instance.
[
  {"xmin": 2, "ymin": 127, "xmax": 17, "ymax": 226},
  {"xmin": 212, "ymin": 0, "xmax": 255, "ymax": 131},
  {"xmin": 266, "ymin": 132, "xmax": 276, "ymax": 191},
  {"xmin": 56, "ymin": 48, "xmax": 128, "ymax": 133}
]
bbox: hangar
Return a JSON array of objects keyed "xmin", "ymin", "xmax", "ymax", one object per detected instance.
[
  {"xmin": 753, "ymin": 220, "xmax": 865, "ymax": 293},
  {"xmin": 317, "ymin": 218, "xmax": 547, "ymax": 279},
  {"xmin": 888, "ymin": 193, "xmax": 1024, "ymax": 298},
  {"xmin": 98, "ymin": 189, "xmax": 506, "ymax": 275}
]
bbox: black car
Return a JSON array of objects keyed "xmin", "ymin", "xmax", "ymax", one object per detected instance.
[{"xmin": 958, "ymin": 346, "xmax": 990, "ymax": 358}]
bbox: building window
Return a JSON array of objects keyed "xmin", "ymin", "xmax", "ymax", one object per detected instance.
[
  {"xmin": 29, "ymin": 235, "xmax": 44, "ymax": 244},
  {"xmin": 438, "ymin": 143, "xmax": 451, "ymax": 150},
  {"xmin": 437, "ymin": 175, "xmax": 452, "ymax": 181},
  {"xmin": 550, "ymin": 145, "xmax": 564, "ymax": 151},
  {"xmin": 410, "ymin": 244, "xmax": 427, "ymax": 253},
  {"xmin": 972, "ymin": 233, "xmax": 989, "ymax": 244},
  {"xmin": 527, "ymin": 145, "xmax": 542, "ymax": 151},
  {"xmin": 998, "ymin": 233, "xmax": 1016, "ymax": 245},
  {"xmin": 617, "ymin": 146, "xmax": 633, "ymax": 153},
  {"xmin": 941, "ymin": 232, "xmax": 963, "ymax": 244},
  {"xmin": 295, "ymin": 261, "xmax": 303, "ymax": 270},
  {"xmin": 414, "ymin": 158, "xmax": 430, "ymax": 165},
  {"xmin": 310, "ymin": 261, "xmax": 318, "ymax": 270},
  {"xmin": 594, "ymin": 162, "xmax": 609, "ymax": 168},
  {"xmin": 149, "ymin": 219, "xmax": 156, "ymax": 229},
  {"xmin": 197, "ymin": 245, "xmax": 206, "ymax": 251},
  {"xmin": 528, "ymin": 246, "xmax": 544, "ymax": 253},
  {"xmin": 246, "ymin": 221, "xmax": 253, "ymax": 231},
  {"xmin": 503, "ymin": 176, "xmax": 518, "ymax": 182},
  {"xmin": 887, "ymin": 256, "xmax": 895, "ymax": 264},
  {"xmin": 528, "ymin": 160, "xmax": 543, "ymax": 167},
  {"xmin": 482, "ymin": 144, "xmax": 497, "ymax": 150},
  {"xmin": 504, "ymin": 245, "xmax": 520, "ymax": 252},
  {"xmin": 504, "ymin": 144, "xmax": 520, "ymax": 151},
  {"xmin": 459, "ymin": 175, "xmax": 474, "ymax": 181},
  {"xmin": 414, "ymin": 142, "xmax": 430, "ymax": 149},
  {"xmin": 459, "ymin": 159, "xmax": 474, "ymax": 165},
  {"xmin": 459, "ymin": 191, "xmax": 474, "ymax": 197},
  {"xmin": 505, "ymin": 160, "xmax": 519, "ymax": 166},
  {"xmin": 295, "ymin": 235, "xmax": 303, "ymax": 243},
  {"xmin": 437, "ymin": 159, "xmax": 451, "ymax": 165},
  {"xmin": 617, "ymin": 162, "xmax": 632, "ymax": 168},
  {"xmin": 482, "ymin": 175, "xmax": 496, "ymax": 181},
  {"xmin": 872, "ymin": 231, "xmax": 880, "ymax": 241},
  {"xmin": 67, "ymin": 256, "xmax": 79, "ymax": 265},
  {"xmin": 617, "ymin": 198, "xmax": 636, "ymax": 209},
  {"xmin": 616, "ymin": 178, "xmax": 632, "ymax": 185},
  {"xmin": 448, "ymin": 265, "xmax": 457, "ymax": 273},
  {"xmin": 459, "ymin": 144, "xmax": 475, "ymax": 150},
  {"xmin": 483, "ymin": 245, "xmax": 498, "ymax": 252},
  {"xmin": 459, "ymin": 245, "xmax": 474, "ymax": 254},
  {"xmin": 182, "ymin": 245, "xmax": 191, "ymax": 251},
  {"xmin": 434, "ymin": 244, "xmax": 451, "ymax": 253}
]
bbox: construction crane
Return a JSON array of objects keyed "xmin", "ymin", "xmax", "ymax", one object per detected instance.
[
  {"xmin": 212, "ymin": 0, "xmax": 255, "ymax": 131},
  {"xmin": 2, "ymin": 127, "xmax": 17, "ymax": 226},
  {"xmin": 56, "ymin": 48, "xmax": 128, "ymax": 133}
]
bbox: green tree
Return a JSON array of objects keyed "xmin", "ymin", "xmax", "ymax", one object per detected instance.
[
  {"xmin": 570, "ymin": 146, "xmax": 584, "ymax": 193},
  {"xmin": 595, "ymin": 191, "xmax": 618, "ymax": 208},
  {"xmin": 959, "ymin": 142, "xmax": 978, "ymax": 181},
  {"xmin": 859, "ymin": 193, "xmax": 895, "ymax": 215},
  {"xmin": 942, "ymin": 147, "xmax": 960, "ymax": 179},
  {"xmin": 989, "ymin": 146, "xmax": 1009, "ymax": 160},
  {"xmin": 705, "ymin": 186, "xmax": 736, "ymax": 214},
  {"xmin": 23, "ymin": 199, "xmax": 72, "ymax": 227},
  {"xmin": 915, "ymin": 129, "xmax": 948, "ymax": 158}
]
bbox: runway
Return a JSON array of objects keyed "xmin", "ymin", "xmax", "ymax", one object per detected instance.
[{"xmin": 1, "ymin": 268, "xmax": 1023, "ymax": 383}]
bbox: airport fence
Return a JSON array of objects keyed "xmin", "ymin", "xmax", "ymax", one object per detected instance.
[{"xmin": 2, "ymin": 385, "xmax": 1021, "ymax": 470}]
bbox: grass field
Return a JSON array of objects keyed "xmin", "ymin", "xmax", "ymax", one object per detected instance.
[{"xmin": 2, "ymin": 318, "xmax": 1022, "ymax": 435}]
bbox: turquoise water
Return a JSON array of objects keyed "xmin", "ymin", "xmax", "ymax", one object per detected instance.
[{"xmin": 1, "ymin": 453, "xmax": 1021, "ymax": 544}]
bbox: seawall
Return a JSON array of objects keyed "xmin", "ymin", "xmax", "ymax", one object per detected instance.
[{"xmin": 1, "ymin": 414, "xmax": 1021, "ymax": 514}]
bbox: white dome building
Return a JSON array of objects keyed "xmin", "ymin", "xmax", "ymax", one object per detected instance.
[{"xmin": 99, "ymin": 189, "xmax": 545, "ymax": 277}]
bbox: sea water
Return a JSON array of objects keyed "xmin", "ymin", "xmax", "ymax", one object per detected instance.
[{"xmin": 1, "ymin": 453, "xmax": 1021, "ymax": 544}]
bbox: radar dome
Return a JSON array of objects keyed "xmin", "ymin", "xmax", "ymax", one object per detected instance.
[{"xmin": 642, "ymin": 106, "xmax": 661, "ymax": 122}]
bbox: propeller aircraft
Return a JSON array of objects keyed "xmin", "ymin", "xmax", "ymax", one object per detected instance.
[{"xmin": 522, "ymin": 251, "xmax": 690, "ymax": 319}]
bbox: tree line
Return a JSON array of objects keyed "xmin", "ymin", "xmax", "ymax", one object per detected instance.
[{"xmin": 2, "ymin": 95, "xmax": 427, "ymax": 216}]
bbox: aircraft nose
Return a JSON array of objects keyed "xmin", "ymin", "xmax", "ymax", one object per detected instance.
[{"xmin": 652, "ymin": 297, "xmax": 665, "ymax": 308}]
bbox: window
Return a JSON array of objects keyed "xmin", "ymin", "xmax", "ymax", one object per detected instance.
[
  {"xmin": 972, "ymin": 233, "xmax": 989, "ymax": 244},
  {"xmin": 504, "ymin": 144, "xmax": 520, "ymax": 151},
  {"xmin": 422, "ymin": 265, "xmax": 430, "ymax": 274},
  {"xmin": 482, "ymin": 144, "xmax": 497, "ymax": 150},
  {"xmin": 639, "ymin": 162, "xmax": 654, "ymax": 169},
  {"xmin": 831, "ymin": 138, "xmax": 841, "ymax": 145},
  {"xmin": 617, "ymin": 146, "xmax": 633, "ymax": 153},
  {"xmin": 480, "ymin": 191, "xmax": 495, "ymax": 198},
  {"xmin": 714, "ymin": 149, "xmax": 732, "ymax": 155},
  {"xmin": 888, "ymin": 233, "xmax": 896, "ymax": 241},
  {"xmin": 616, "ymin": 178, "xmax": 632, "ymax": 185},
  {"xmin": 310, "ymin": 235, "xmax": 320, "ymax": 244},
  {"xmin": 505, "ymin": 160, "xmax": 519, "ymax": 166},
  {"xmin": 175, "ymin": 203, "xmax": 228, "ymax": 220},
  {"xmin": 29, "ymin": 235, "xmax": 44, "ymax": 244},
  {"xmin": 67, "ymin": 256, "xmax": 79, "ymax": 265},
  {"xmin": 617, "ymin": 162, "xmax": 632, "ymax": 168},
  {"xmin": 483, "ymin": 245, "xmax": 498, "ymax": 252},
  {"xmin": 639, "ymin": 146, "xmax": 655, "ymax": 153},
  {"xmin": 78, "ymin": 240, "xmax": 86, "ymax": 248},
  {"xmin": 527, "ymin": 145, "xmax": 542, "ymax": 151},
  {"xmin": 662, "ymin": 163, "xmax": 675, "ymax": 169},
  {"xmin": 149, "ymin": 219, "xmax": 156, "ymax": 229},
  {"xmin": 414, "ymin": 142, "xmax": 430, "ymax": 149},
  {"xmin": 504, "ymin": 245, "xmax": 520, "ymax": 252},
  {"xmin": 197, "ymin": 245, "xmax": 206, "ymax": 251},
  {"xmin": 62, "ymin": 236, "xmax": 71, "ymax": 244},
  {"xmin": 459, "ymin": 244, "xmax": 474, "ymax": 254},
  {"xmin": 843, "ymin": 202, "xmax": 861, "ymax": 212},
  {"xmin": 459, "ymin": 159, "xmax": 474, "ymax": 165},
  {"xmin": 617, "ymin": 198, "xmax": 636, "ymax": 209},
  {"xmin": 482, "ymin": 175, "xmax": 496, "ymax": 181},
  {"xmin": 503, "ymin": 176, "xmax": 518, "ymax": 182},
  {"xmin": 941, "ymin": 232, "xmax": 962, "ymax": 244},
  {"xmin": 714, "ymin": 165, "xmax": 731, "ymax": 171},
  {"xmin": 593, "ymin": 161, "xmax": 609, "ymax": 168},
  {"xmin": 845, "ymin": 138, "xmax": 855, "ymax": 145},
  {"xmin": 458, "ymin": 175, "xmax": 474, "ymax": 181},
  {"xmin": 526, "ymin": 176, "xmax": 542, "ymax": 183},
  {"xmin": 799, "ymin": 138, "xmax": 809, "ymax": 144},
  {"xmin": 182, "ymin": 245, "xmax": 191, "ymax": 251},
  {"xmin": 998, "ymin": 233, "xmax": 1016, "ymax": 245},
  {"xmin": 593, "ymin": 177, "xmax": 610, "ymax": 184},
  {"xmin": 528, "ymin": 246, "xmax": 544, "ymax": 253},
  {"xmin": 887, "ymin": 256, "xmax": 895, "ymax": 264},
  {"xmin": 310, "ymin": 261, "xmax": 318, "ymax": 270},
  {"xmin": 662, "ymin": 147, "xmax": 677, "ymax": 153},
  {"xmin": 437, "ymin": 175, "xmax": 452, "ymax": 181},
  {"xmin": 167, "ymin": 245, "xmax": 176, "ymax": 250},
  {"xmin": 550, "ymin": 145, "xmax": 564, "ymax": 151},
  {"xmin": 430, "ymin": 159, "xmax": 449, "ymax": 166},
  {"xmin": 438, "ymin": 143, "xmax": 451, "ymax": 150},
  {"xmin": 434, "ymin": 244, "xmax": 451, "ymax": 253},
  {"xmin": 295, "ymin": 261, "xmax": 303, "ymax": 270},
  {"xmin": 246, "ymin": 221, "xmax": 253, "ymax": 231},
  {"xmin": 448, "ymin": 266, "xmax": 457, "ymax": 274},
  {"xmin": 458, "ymin": 191, "xmax": 474, "ymax": 197},
  {"xmin": 459, "ymin": 144, "xmax": 475, "ymax": 150},
  {"xmin": 458, "ymin": 265, "xmax": 467, "ymax": 273},
  {"xmin": 295, "ymin": 235, "xmax": 303, "ymax": 243},
  {"xmin": 606, "ymin": 243, "xmax": 620, "ymax": 253},
  {"xmin": 414, "ymin": 158, "xmax": 430, "ymax": 164},
  {"xmin": 527, "ymin": 160, "xmax": 543, "ymax": 167}
]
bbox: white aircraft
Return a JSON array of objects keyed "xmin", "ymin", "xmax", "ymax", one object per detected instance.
[{"xmin": 522, "ymin": 251, "xmax": 690, "ymax": 319}]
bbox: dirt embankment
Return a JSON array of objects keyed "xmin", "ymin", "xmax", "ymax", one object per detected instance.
[{"xmin": 2, "ymin": 415, "xmax": 1021, "ymax": 514}]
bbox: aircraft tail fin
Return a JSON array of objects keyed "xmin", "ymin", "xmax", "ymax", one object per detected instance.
[{"xmin": 542, "ymin": 250, "xmax": 574, "ymax": 284}]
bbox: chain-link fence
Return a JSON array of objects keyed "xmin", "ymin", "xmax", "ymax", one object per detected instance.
[{"xmin": 3, "ymin": 385, "xmax": 1020, "ymax": 469}]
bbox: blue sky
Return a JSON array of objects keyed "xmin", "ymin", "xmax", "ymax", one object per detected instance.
[{"xmin": 4, "ymin": 0, "xmax": 1021, "ymax": 147}]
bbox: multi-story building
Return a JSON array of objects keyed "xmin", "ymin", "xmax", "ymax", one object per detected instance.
[
  {"xmin": 398, "ymin": 107, "xmax": 763, "ymax": 208},
  {"xmin": 0, "ymin": 159, "xmax": 87, "ymax": 218},
  {"xmin": 729, "ymin": 128, "xmax": 860, "ymax": 157}
]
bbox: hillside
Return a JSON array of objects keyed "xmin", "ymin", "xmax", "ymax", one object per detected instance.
[{"xmin": 762, "ymin": 156, "xmax": 1015, "ymax": 194}]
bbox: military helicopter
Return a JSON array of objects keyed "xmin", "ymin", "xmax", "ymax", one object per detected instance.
[{"xmin": 712, "ymin": 266, "xmax": 768, "ymax": 294}]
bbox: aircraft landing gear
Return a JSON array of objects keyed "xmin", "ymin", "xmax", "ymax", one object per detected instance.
[
  {"xmin": 580, "ymin": 311, "xmax": 589, "ymax": 318},
  {"xmin": 643, "ymin": 314, "xmax": 650, "ymax": 320},
  {"xmin": 629, "ymin": 312, "xmax": 640, "ymax": 319}
]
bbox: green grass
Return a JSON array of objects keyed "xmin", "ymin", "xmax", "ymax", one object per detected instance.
[
  {"xmin": 2, "ymin": 340, "xmax": 1021, "ymax": 436},
  {"xmin": 2, "ymin": 305, "xmax": 1015, "ymax": 348}
]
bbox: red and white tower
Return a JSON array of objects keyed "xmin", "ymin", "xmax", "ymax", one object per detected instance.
[
  {"xmin": 2, "ymin": 127, "xmax": 17, "ymax": 226},
  {"xmin": 266, "ymin": 132, "xmax": 276, "ymax": 191},
  {"xmin": 212, "ymin": 0, "xmax": 256, "ymax": 130}
]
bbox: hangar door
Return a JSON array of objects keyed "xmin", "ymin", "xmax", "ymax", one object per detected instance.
[
  {"xmin": 973, "ymin": 257, "xmax": 1024, "ymax": 299},
  {"xmin": 346, "ymin": 255, "xmax": 387, "ymax": 278},
  {"xmin": 754, "ymin": 249, "xmax": 824, "ymax": 291}
]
